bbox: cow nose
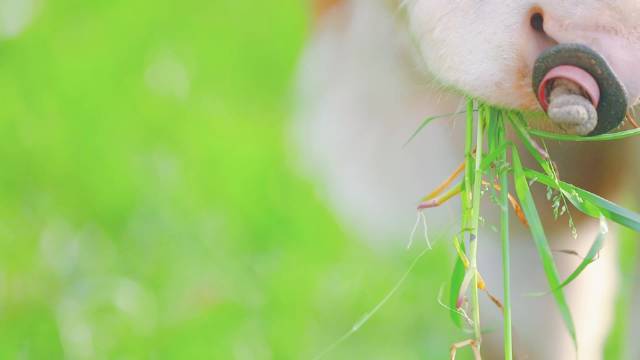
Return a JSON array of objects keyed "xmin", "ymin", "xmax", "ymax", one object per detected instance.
[
  {"xmin": 530, "ymin": 11, "xmax": 545, "ymax": 34},
  {"xmin": 526, "ymin": 9, "xmax": 631, "ymax": 135},
  {"xmin": 532, "ymin": 44, "xmax": 628, "ymax": 136}
]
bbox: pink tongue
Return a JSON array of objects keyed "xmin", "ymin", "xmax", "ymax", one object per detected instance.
[{"xmin": 537, "ymin": 65, "xmax": 601, "ymax": 111}]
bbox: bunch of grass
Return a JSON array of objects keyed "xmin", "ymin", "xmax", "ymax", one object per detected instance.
[
  {"xmin": 314, "ymin": 101, "xmax": 640, "ymax": 360},
  {"xmin": 428, "ymin": 100, "xmax": 640, "ymax": 359}
]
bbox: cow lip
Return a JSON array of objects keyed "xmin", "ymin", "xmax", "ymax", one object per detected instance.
[{"xmin": 531, "ymin": 43, "xmax": 629, "ymax": 135}]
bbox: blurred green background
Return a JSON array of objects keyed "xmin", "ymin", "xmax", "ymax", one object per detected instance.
[{"xmin": 0, "ymin": 0, "xmax": 636, "ymax": 359}]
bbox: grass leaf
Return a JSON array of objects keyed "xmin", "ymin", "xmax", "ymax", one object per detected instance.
[
  {"xmin": 528, "ymin": 128, "xmax": 640, "ymax": 142},
  {"xmin": 512, "ymin": 149, "xmax": 577, "ymax": 349},
  {"xmin": 509, "ymin": 114, "xmax": 553, "ymax": 175},
  {"xmin": 449, "ymin": 252, "xmax": 467, "ymax": 328},
  {"xmin": 403, "ymin": 112, "xmax": 464, "ymax": 147},
  {"xmin": 555, "ymin": 216, "xmax": 607, "ymax": 290},
  {"xmin": 529, "ymin": 216, "xmax": 607, "ymax": 297},
  {"xmin": 479, "ymin": 141, "xmax": 512, "ymax": 172},
  {"xmin": 525, "ymin": 169, "xmax": 640, "ymax": 231}
]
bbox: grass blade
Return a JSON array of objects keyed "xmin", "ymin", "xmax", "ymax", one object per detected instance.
[
  {"xmin": 495, "ymin": 114, "xmax": 513, "ymax": 360},
  {"xmin": 556, "ymin": 216, "xmax": 607, "ymax": 290},
  {"xmin": 509, "ymin": 114, "xmax": 553, "ymax": 175},
  {"xmin": 572, "ymin": 190, "xmax": 640, "ymax": 232},
  {"xmin": 528, "ymin": 128, "xmax": 640, "ymax": 142},
  {"xmin": 468, "ymin": 102, "xmax": 486, "ymax": 346},
  {"xmin": 512, "ymin": 149, "xmax": 577, "ymax": 349},
  {"xmin": 529, "ymin": 215, "xmax": 607, "ymax": 297},
  {"xmin": 479, "ymin": 141, "xmax": 512, "ymax": 172},
  {"xmin": 449, "ymin": 238, "xmax": 467, "ymax": 328},
  {"xmin": 312, "ymin": 247, "xmax": 431, "ymax": 360},
  {"xmin": 525, "ymin": 169, "xmax": 640, "ymax": 232},
  {"xmin": 403, "ymin": 112, "xmax": 464, "ymax": 147}
]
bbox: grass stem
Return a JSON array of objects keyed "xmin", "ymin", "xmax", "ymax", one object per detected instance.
[
  {"xmin": 469, "ymin": 102, "xmax": 485, "ymax": 349},
  {"xmin": 497, "ymin": 114, "xmax": 513, "ymax": 360}
]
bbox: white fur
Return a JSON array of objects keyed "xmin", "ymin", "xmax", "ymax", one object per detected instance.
[
  {"xmin": 405, "ymin": 0, "xmax": 640, "ymax": 107},
  {"xmin": 292, "ymin": 0, "xmax": 635, "ymax": 358},
  {"xmin": 292, "ymin": 0, "xmax": 463, "ymax": 243}
]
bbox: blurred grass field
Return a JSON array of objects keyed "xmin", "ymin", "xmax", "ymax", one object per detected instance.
[{"xmin": 0, "ymin": 0, "xmax": 464, "ymax": 358}]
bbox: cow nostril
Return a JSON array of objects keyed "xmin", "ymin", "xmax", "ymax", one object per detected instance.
[{"xmin": 530, "ymin": 12, "xmax": 545, "ymax": 33}]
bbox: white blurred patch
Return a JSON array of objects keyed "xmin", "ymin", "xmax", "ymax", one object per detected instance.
[
  {"xmin": 291, "ymin": 0, "xmax": 462, "ymax": 246},
  {"xmin": 113, "ymin": 278, "xmax": 157, "ymax": 335},
  {"xmin": 149, "ymin": 149, "xmax": 181, "ymax": 188},
  {"xmin": 232, "ymin": 322, "xmax": 273, "ymax": 360},
  {"xmin": 144, "ymin": 53, "xmax": 190, "ymax": 100},
  {"xmin": 0, "ymin": 0, "xmax": 37, "ymax": 39},
  {"xmin": 57, "ymin": 298, "xmax": 95, "ymax": 359},
  {"xmin": 39, "ymin": 220, "xmax": 80, "ymax": 276}
]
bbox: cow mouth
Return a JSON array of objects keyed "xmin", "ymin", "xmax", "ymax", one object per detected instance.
[{"xmin": 532, "ymin": 44, "xmax": 629, "ymax": 136}]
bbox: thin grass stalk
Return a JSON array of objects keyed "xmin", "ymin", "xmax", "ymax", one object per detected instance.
[
  {"xmin": 528, "ymin": 127, "xmax": 640, "ymax": 142},
  {"xmin": 462, "ymin": 99, "xmax": 474, "ymax": 259},
  {"xmin": 463, "ymin": 100, "xmax": 474, "ymax": 226},
  {"xmin": 469, "ymin": 102, "xmax": 485, "ymax": 348},
  {"xmin": 461, "ymin": 99, "xmax": 476, "ymax": 342},
  {"xmin": 497, "ymin": 114, "xmax": 513, "ymax": 359}
]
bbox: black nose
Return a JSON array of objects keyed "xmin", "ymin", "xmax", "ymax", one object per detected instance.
[{"xmin": 532, "ymin": 44, "xmax": 628, "ymax": 136}]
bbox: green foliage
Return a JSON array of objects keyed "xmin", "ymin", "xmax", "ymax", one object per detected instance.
[
  {"xmin": 413, "ymin": 102, "xmax": 640, "ymax": 359},
  {"xmin": 529, "ymin": 128, "xmax": 640, "ymax": 142},
  {"xmin": 604, "ymin": 220, "xmax": 639, "ymax": 358},
  {"xmin": 404, "ymin": 112, "xmax": 465, "ymax": 147},
  {"xmin": 511, "ymin": 148, "xmax": 577, "ymax": 349},
  {"xmin": 555, "ymin": 217, "xmax": 607, "ymax": 291},
  {"xmin": 0, "ymin": 1, "xmax": 462, "ymax": 359},
  {"xmin": 449, "ymin": 241, "xmax": 467, "ymax": 329}
]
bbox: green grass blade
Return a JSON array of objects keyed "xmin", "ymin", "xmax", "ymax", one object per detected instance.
[
  {"xmin": 468, "ymin": 102, "xmax": 486, "ymax": 345},
  {"xmin": 449, "ymin": 239, "xmax": 467, "ymax": 328},
  {"xmin": 403, "ymin": 112, "xmax": 465, "ymax": 147},
  {"xmin": 572, "ymin": 190, "xmax": 640, "ymax": 231},
  {"xmin": 529, "ymin": 216, "xmax": 606, "ymax": 298},
  {"xmin": 479, "ymin": 141, "xmax": 513, "ymax": 172},
  {"xmin": 495, "ymin": 113, "xmax": 513, "ymax": 360},
  {"xmin": 527, "ymin": 220, "xmax": 605, "ymax": 297},
  {"xmin": 509, "ymin": 114, "xmax": 553, "ymax": 175},
  {"xmin": 525, "ymin": 169, "xmax": 640, "ymax": 232},
  {"xmin": 528, "ymin": 128, "xmax": 640, "ymax": 142},
  {"xmin": 524, "ymin": 169, "xmax": 602, "ymax": 217},
  {"xmin": 512, "ymin": 149, "xmax": 577, "ymax": 349},
  {"xmin": 604, "ymin": 220, "xmax": 639, "ymax": 357},
  {"xmin": 555, "ymin": 216, "xmax": 607, "ymax": 290}
]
